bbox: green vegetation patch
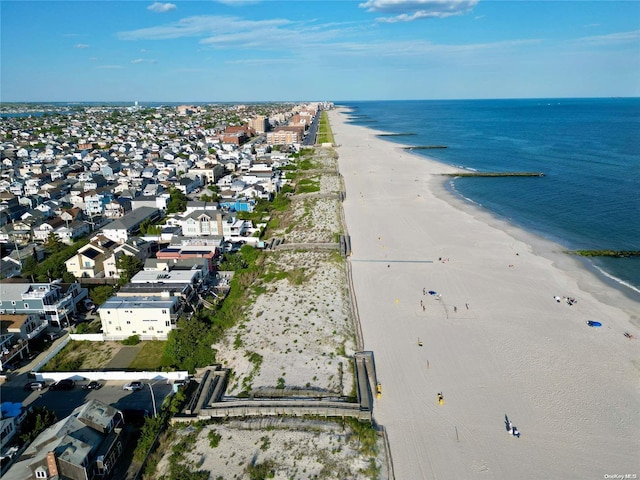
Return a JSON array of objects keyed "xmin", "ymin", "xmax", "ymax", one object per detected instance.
[
  {"xmin": 296, "ymin": 178, "xmax": 321, "ymax": 194},
  {"xmin": 129, "ymin": 340, "xmax": 166, "ymax": 370},
  {"xmin": 287, "ymin": 267, "xmax": 309, "ymax": 285},
  {"xmin": 317, "ymin": 111, "xmax": 335, "ymax": 144},
  {"xmin": 246, "ymin": 460, "xmax": 277, "ymax": 480},
  {"xmin": 41, "ymin": 340, "xmax": 121, "ymax": 371}
]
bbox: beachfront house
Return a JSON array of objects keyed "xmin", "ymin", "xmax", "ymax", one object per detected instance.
[{"xmin": 98, "ymin": 295, "xmax": 181, "ymax": 341}]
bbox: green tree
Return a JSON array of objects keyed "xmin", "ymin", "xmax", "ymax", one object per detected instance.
[
  {"xmin": 44, "ymin": 231, "xmax": 63, "ymax": 254},
  {"xmin": 139, "ymin": 219, "xmax": 151, "ymax": 234},
  {"xmin": 20, "ymin": 406, "xmax": 57, "ymax": 444},
  {"xmin": 162, "ymin": 315, "xmax": 215, "ymax": 372},
  {"xmin": 62, "ymin": 271, "xmax": 76, "ymax": 283},
  {"xmin": 116, "ymin": 254, "xmax": 143, "ymax": 285},
  {"xmin": 90, "ymin": 285, "xmax": 115, "ymax": 306},
  {"xmin": 21, "ymin": 256, "xmax": 38, "ymax": 279},
  {"xmin": 166, "ymin": 188, "xmax": 188, "ymax": 214}
]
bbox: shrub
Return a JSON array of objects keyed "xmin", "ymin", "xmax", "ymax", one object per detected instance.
[
  {"xmin": 122, "ymin": 335, "xmax": 140, "ymax": 345},
  {"xmin": 208, "ymin": 430, "xmax": 222, "ymax": 448}
]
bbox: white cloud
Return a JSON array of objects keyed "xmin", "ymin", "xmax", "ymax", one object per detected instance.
[
  {"xmin": 148, "ymin": 2, "xmax": 176, "ymax": 13},
  {"xmin": 75, "ymin": 44, "xmax": 89, "ymax": 49},
  {"xmin": 329, "ymin": 37, "xmax": 540, "ymax": 58},
  {"xmin": 572, "ymin": 29, "xmax": 640, "ymax": 47},
  {"xmin": 359, "ymin": 0, "xmax": 478, "ymax": 22},
  {"xmin": 118, "ymin": 15, "xmax": 291, "ymax": 40},
  {"xmin": 131, "ymin": 58, "xmax": 158, "ymax": 64}
]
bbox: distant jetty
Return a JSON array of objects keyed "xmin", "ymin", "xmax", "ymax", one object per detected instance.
[
  {"xmin": 442, "ymin": 172, "xmax": 545, "ymax": 177},
  {"xmin": 566, "ymin": 250, "xmax": 640, "ymax": 258},
  {"xmin": 377, "ymin": 133, "xmax": 416, "ymax": 137},
  {"xmin": 404, "ymin": 145, "xmax": 447, "ymax": 150}
]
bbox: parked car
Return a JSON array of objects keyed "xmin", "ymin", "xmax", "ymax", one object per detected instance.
[
  {"xmin": 49, "ymin": 379, "xmax": 75, "ymax": 391},
  {"xmin": 123, "ymin": 381, "xmax": 144, "ymax": 391},
  {"xmin": 82, "ymin": 381, "xmax": 103, "ymax": 390},
  {"xmin": 23, "ymin": 381, "xmax": 46, "ymax": 391}
]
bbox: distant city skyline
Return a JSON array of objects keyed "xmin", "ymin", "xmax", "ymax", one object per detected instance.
[{"xmin": 1, "ymin": 0, "xmax": 639, "ymax": 102}]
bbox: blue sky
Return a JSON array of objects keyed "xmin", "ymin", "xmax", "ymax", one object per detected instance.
[{"xmin": 1, "ymin": 0, "xmax": 639, "ymax": 102}]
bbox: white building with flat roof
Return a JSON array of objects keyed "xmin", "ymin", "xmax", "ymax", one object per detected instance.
[{"xmin": 98, "ymin": 295, "xmax": 180, "ymax": 341}]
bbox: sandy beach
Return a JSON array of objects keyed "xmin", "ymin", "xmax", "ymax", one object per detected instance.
[{"xmin": 331, "ymin": 107, "xmax": 640, "ymax": 479}]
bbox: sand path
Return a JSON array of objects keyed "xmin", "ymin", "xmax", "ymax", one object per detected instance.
[{"xmin": 331, "ymin": 108, "xmax": 640, "ymax": 480}]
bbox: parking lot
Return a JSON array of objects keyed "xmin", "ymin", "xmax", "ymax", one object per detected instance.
[{"xmin": 1, "ymin": 378, "xmax": 173, "ymax": 420}]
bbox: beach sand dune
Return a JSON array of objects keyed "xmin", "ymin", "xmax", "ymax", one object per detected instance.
[{"xmin": 331, "ymin": 108, "xmax": 640, "ymax": 479}]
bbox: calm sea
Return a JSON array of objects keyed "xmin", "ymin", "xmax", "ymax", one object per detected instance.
[{"xmin": 341, "ymin": 98, "xmax": 640, "ymax": 297}]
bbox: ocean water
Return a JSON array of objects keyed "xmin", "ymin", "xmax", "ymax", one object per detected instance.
[{"xmin": 341, "ymin": 98, "xmax": 640, "ymax": 297}]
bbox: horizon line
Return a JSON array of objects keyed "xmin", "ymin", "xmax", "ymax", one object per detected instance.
[{"xmin": 2, "ymin": 95, "xmax": 638, "ymax": 105}]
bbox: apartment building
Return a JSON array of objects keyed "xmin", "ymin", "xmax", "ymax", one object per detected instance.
[
  {"xmin": 266, "ymin": 126, "xmax": 304, "ymax": 145},
  {"xmin": 99, "ymin": 295, "xmax": 181, "ymax": 341}
]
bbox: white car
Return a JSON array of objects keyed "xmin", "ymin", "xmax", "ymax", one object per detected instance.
[{"xmin": 123, "ymin": 381, "xmax": 144, "ymax": 391}]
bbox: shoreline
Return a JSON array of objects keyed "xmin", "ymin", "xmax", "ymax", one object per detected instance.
[
  {"xmin": 331, "ymin": 106, "xmax": 640, "ymax": 479},
  {"xmin": 339, "ymin": 105, "xmax": 640, "ymax": 318},
  {"xmin": 341, "ymin": 106, "xmax": 640, "ymax": 305},
  {"xmin": 433, "ymin": 176, "xmax": 640, "ymax": 320}
]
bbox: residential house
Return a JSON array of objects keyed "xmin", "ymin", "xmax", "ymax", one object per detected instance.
[
  {"xmin": 155, "ymin": 239, "xmax": 220, "ymax": 272},
  {"xmin": 0, "ymin": 282, "xmax": 88, "ymax": 328},
  {"xmin": 0, "ymin": 313, "xmax": 44, "ymax": 371},
  {"xmin": 65, "ymin": 236, "xmax": 118, "ymax": 279},
  {"xmin": 53, "ymin": 220, "xmax": 91, "ymax": 245},
  {"xmin": 130, "ymin": 195, "xmax": 168, "ymax": 212},
  {"xmin": 82, "ymin": 174, "xmax": 108, "ymax": 192},
  {"xmin": 175, "ymin": 209, "xmax": 252, "ymax": 240},
  {"xmin": 185, "ymin": 164, "xmax": 225, "ymax": 186},
  {"xmin": 102, "ymin": 237, "xmax": 154, "ymax": 279},
  {"xmin": 103, "ymin": 198, "xmax": 130, "ymax": 219},
  {"xmin": 84, "ymin": 191, "xmax": 115, "ymax": 217},
  {"xmin": 183, "ymin": 201, "xmax": 220, "ymax": 215},
  {"xmin": 116, "ymin": 261, "xmax": 205, "ymax": 308},
  {"xmin": 100, "ymin": 207, "xmax": 160, "ymax": 244},
  {"xmin": 0, "ymin": 222, "xmax": 33, "ymax": 246},
  {"xmin": 174, "ymin": 176, "xmax": 202, "ymax": 195},
  {"xmin": 0, "ymin": 197, "xmax": 29, "ymax": 223},
  {"xmin": 32, "ymin": 217, "xmax": 65, "ymax": 242},
  {"xmin": 3, "ymin": 399, "xmax": 125, "ymax": 480},
  {"xmin": 0, "ymin": 257, "xmax": 22, "ymax": 279},
  {"xmin": 0, "ymin": 403, "xmax": 28, "ymax": 452}
]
